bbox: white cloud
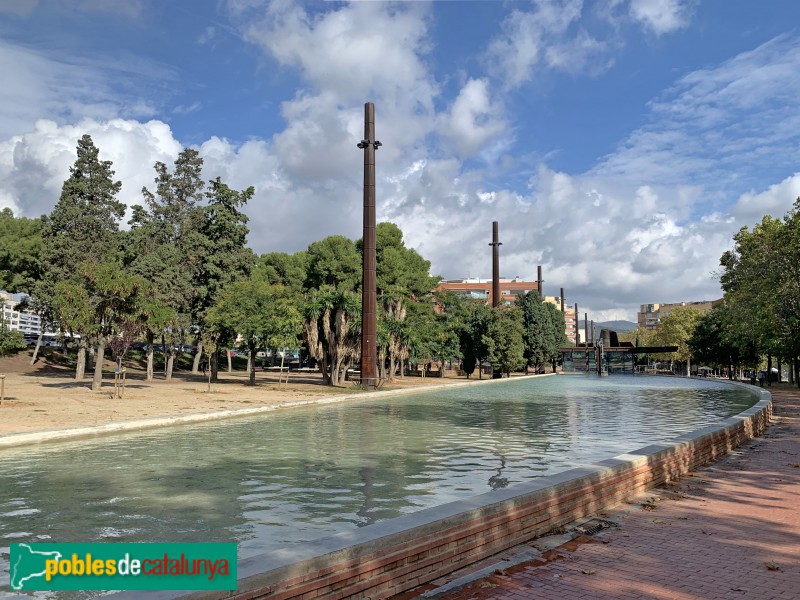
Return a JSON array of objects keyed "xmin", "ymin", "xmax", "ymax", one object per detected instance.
[
  {"xmin": 438, "ymin": 79, "xmax": 507, "ymax": 158},
  {"xmin": 732, "ymin": 173, "xmax": 800, "ymax": 226},
  {"xmin": 628, "ymin": 0, "xmax": 692, "ymax": 35},
  {"xmin": 0, "ymin": 119, "xmax": 182, "ymax": 218},
  {"xmin": 0, "ymin": 39, "xmax": 173, "ymax": 139},
  {"xmin": 593, "ymin": 34, "xmax": 800, "ymax": 218},
  {"xmin": 487, "ymin": 0, "xmax": 611, "ymax": 89},
  {"xmin": 484, "ymin": 0, "xmax": 693, "ymax": 91}
]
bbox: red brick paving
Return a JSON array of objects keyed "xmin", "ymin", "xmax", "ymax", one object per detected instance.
[{"xmin": 426, "ymin": 387, "xmax": 800, "ymax": 600}]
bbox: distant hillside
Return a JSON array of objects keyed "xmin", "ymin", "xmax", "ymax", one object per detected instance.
[{"xmin": 594, "ymin": 320, "xmax": 638, "ymax": 333}]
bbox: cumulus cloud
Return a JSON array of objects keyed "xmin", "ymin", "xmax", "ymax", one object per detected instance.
[
  {"xmin": 486, "ymin": 0, "xmax": 613, "ymax": 89},
  {"xmin": 484, "ymin": 0, "xmax": 694, "ymax": 91},
  {"xmin": 732, "ymin": 173, "xmax": 800, "ymax": 226},
  {"xmin": 628, "ymin": 0, "xmax": 692, "ymax": 35},
  {"xmin": 438, "ymin": 79, "xmax": 507, "ymax": 158},
  {"xmin": 0, "ymin": 118, "xmax": 182, "ymax": 217}
]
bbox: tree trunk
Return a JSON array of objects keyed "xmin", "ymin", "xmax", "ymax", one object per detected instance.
[
  {"xmin": 333, "ymin": 355, "xmax": 347, "ymax": 386},
  {"xmin": 161, "ymin": 333, "xmax": 166, "ymax": 376},
  {"xmin": 30, "ymin": 332, "xmax": 43, "ymax": 365},
  {"xmin": 228, "ymin": 350, "xmax": 232, "ymax": 373},
  {"xmin": 767, "ymin": 354, "xmax": 772, "ymax": 386},
  {"xmin": 146, "ymin": 331, "xmax": 154, "ymax": 381},
  {"xmin": 92, "ymin": 337, "xmax": 106, "ymax": 391},
  {"xmin": 166, "ymin": 350, "xmax": 175, "ymax": 382},
  {"xmin": 192, "ymin": 340, "xmax": 203, "ymax": 374},
  {"xmin": 211, "ymin": 350, "xmax": 219, "ymax": 382},
  {"xmin": 248, "ymin": 348, "xmax": 256, "ymax": 386},
  {"xmin": 75, "ymin": 337, "xmax": 87, "ymax": 380},
  {"xmin": 321, "ymin": 355, "xmax": 331, "ymax": 385}
]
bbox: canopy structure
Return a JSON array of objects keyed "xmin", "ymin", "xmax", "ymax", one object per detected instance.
[{"xmin": 561, "ymin": 343, "xmax": 679, "ymax": 375}]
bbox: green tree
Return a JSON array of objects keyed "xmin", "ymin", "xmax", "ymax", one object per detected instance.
[
  {"xmin": 688, "ymin": 304, "xmax": 756, "ymax": 376},
  {"xmin": 0, "ymin": 208, "xmax": 43, "ymax": 294},
  {"xmin": 719, "ymin": 202, "xmax": 800, "ymax": 384},
  {"xmin": 518, "ymin": 292, "xmax": 566, "ymax": 372},
  {"xmin": 256, "ymin": 251, "xmax": 309, "ymax": 295},
  {"xmin": 305, "ymin": 235, "xmax": 361, "ymax": 292},
  {"xmin": 0, "ymin": 313, "xmax": 26, "ymax": 357},
  {"xmin": 370, "ymin": 223, "xmax": 440, "ymax": 380},
  {"xmin": 53, "ymin": 261, "xmax": 148, "ymax": 390},
  {"xmin": 484, "ymin": 306, "xmax": 525, "ymax": 377},
  {"xmin": 653, "ymin": 306, "xmax": 701, "ymax": 374},
  {"xmin": 303, "ymin": 289, "xmax": 361, "ymax": 386},
  {"xmin": 34, "ymin": 134, "xmax": 125, "ymax": 376},
  {"xmin": 206, "ymin": 280, "xmax": 301, "ymax": 386},
  {"xmin": 192, "ymin": 177, "xmax": 257, "ymax": 375},
  {"xmin": 128, "ymin": 148, "xmax": 205, "ymax": 381},
  {"xmin": 457, "ymin": 299, "xmax": 492, "ymax": 379},
  {"xmin": 542, "ymin": 301, "xmax": 568, "ymax": 371}
]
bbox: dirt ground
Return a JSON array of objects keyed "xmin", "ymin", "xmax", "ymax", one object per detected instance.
[{"xmin": 0, "ymin": 350, "xmax": 474, "ymax": 435}]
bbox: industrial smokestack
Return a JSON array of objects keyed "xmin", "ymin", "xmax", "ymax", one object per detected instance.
[
  {"xmin": 537, "ymin": 265, "xmax": 543, "ymax": 297},
  {"xmin": 490, "ymin": 221, "xmax": 501, "ymax": 308}
]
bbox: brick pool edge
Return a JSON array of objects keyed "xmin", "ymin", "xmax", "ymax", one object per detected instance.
[{"xmin": 150, "ymin": 381, "xmax": 770, "ymax": 600}]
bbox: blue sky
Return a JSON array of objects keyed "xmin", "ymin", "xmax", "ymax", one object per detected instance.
[{"xmin": 2, "ymin": 0, "xmax": 800, "ymax": 322}]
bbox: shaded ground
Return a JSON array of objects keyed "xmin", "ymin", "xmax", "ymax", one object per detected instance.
[
  {"xmin": 0, "ymin": 350, "xmax": 484, "ymax": 434},
  {"xmin": 420, "ymin": 384, "xmax": 800, "ymax": 600}
]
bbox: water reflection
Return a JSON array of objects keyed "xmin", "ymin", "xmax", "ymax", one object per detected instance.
[{"xmin": 0, "ymin": 376, "xmax": 756, "ymax": 569}]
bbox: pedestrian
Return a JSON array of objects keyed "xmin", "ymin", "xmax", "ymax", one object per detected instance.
[
  {"xmin": 758, "ymin": 370, "xmax": 765, "ymax": 387},
  {"xmin": 201, "ymin": 358, "xmax": 207, "ymax": 376}
]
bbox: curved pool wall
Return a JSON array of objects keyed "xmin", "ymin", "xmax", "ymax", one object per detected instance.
[{"xmin": 106, "ymin": 378, "xmax": 770, "ymax": 600}]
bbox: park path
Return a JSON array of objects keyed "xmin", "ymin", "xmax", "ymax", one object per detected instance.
[{"xmin": 420, "ymin": 387, "xmax": 799, "ymax": 600}]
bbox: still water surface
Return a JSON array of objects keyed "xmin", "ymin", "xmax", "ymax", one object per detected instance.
[{"xmin": 0, "ymin": 376, "xmax": 756, "ymax": 566}]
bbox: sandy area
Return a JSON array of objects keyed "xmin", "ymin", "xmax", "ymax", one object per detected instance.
[{"xmin": 0, "ymin": 351, "xmax": 475, "ymax": 436}]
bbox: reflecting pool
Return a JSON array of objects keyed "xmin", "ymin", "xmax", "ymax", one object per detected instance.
[{"xmin": 0, "ymin": 376, "xmax": 756, "ymax": 566}]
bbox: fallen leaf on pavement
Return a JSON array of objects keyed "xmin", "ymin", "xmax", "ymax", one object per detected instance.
[
  {"xmin": 581, "ymin": 569, "xmax": 596, "ymax": 575},
  {"xmin": 765, "ymin": 561, "xmax": 780, "ymax": 571}
]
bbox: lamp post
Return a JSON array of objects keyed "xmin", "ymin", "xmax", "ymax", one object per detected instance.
[{"xmin": 357, "ymin": 103, "xmax": 381, "ymax": 389}]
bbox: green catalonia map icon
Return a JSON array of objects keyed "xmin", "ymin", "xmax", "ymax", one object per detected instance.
[{"xmin": 10, "ymin": 543, "xmax": 63, "ymax": 591}]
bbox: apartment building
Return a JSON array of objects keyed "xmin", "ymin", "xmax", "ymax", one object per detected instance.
[
  {"xmin": 1, "ymin": 291, "xmax": 42, "ymax": 336},
  {"xmin": 437, "ymin": 277, "xmax": 539, "ymax": 307},
  {"xmin": 637, "ymin": 299, "xmax": 722, "ymax": 330},
  {"xmin": 544, "ymin": 296, "xmax": 579, "ymax": 344}
]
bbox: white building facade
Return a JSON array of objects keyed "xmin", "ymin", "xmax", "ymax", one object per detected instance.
[{"xmin": 1, "ymin": 291, "xmax": 42, "ymax": 336}]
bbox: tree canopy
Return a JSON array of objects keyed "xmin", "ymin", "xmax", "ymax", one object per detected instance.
[{"xmin": 0, "ymin": 208, "xmax": 43, "ymax": 294}]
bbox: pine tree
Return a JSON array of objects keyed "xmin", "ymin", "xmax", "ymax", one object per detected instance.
[{"xmin": 35, "ymin": 135, "xmax": 124, "ymax": 378}]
